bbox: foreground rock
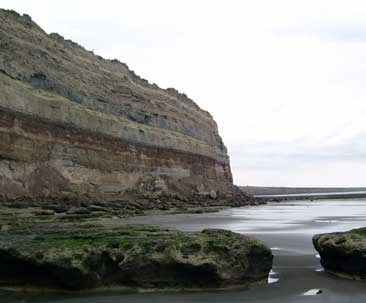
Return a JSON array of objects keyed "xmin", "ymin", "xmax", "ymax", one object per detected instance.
[
  {"xmin": 0, "ymin": 225, "xmax": 273, "ymax": 291},
  {"xmin": 313, "ymin": 228, "xmax": 366, "ymax": 280}
]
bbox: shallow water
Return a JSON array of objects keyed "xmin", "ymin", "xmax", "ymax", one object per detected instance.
[
  {"xmin": 3, "ymin": 199, "xmax": 366, "ymax": 303},
  {"xmin": 255, "ymin": 190, "xmax": 366, "ymax": 198}
]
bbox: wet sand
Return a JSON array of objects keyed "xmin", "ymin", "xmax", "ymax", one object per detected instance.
[{"xmin": 3, "ymin": 199, "xmax": 366, "ymax": 302}]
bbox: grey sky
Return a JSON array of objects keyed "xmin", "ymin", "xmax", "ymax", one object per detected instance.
[{"xmin": 1, "ymin": 0, "xmax": 366, "ymax": 186}]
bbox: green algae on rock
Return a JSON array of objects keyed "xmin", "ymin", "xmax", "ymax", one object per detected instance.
[
  {"xmin": 0, "ymin": 225, "xmax": 273, "ymax": 291},
  {"xmin": 313, "ymin": 227, "xmax": 366, "ymax": 280}
]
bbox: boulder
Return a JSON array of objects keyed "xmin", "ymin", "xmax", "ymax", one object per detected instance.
[
  {"xmin": 313, "ymin": 227, "xmax": 366, "ymax": 280},
  {"xmin": 0, "ymin": 225, "xmax": 273, "ymax": 291}
]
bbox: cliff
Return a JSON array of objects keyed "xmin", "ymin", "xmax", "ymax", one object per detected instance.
[{"xmin": 0, "ymin": 9, "xmax": 248, "ymax": 210}]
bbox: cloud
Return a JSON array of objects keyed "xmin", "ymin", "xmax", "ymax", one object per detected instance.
[
  {"xmin": 230, "ymin": 132, "xmax": 366, "ymax": 186},
  {"xmin": 278, "ymin": 24, "xmax": 366, "ymax": 43}
]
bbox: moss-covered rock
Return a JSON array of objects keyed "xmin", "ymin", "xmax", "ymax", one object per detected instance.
[
  {"xmin": 313, "ymin": 227, "xmax": 366, "ymax": 280},
  {"xmin": 0, "ymin": 225, "xmax": 273, "ymax": 291}
]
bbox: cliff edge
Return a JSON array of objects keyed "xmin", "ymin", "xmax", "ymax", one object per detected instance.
[{"xmin": 0, "ymin": 9, "xmax": 249, "ymax": 210}]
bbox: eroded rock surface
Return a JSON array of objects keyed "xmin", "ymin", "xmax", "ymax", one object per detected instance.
[
  {"xmin": 0, "ymin": 9, "xmax": 250, "ymax": 208},
  {"xmin": 0, "ymin": 225, "xmax": 273, "ymax": 291},
  {"xmin": 313, "ymin": 228, "xmax": 366, "ymax": 280}
]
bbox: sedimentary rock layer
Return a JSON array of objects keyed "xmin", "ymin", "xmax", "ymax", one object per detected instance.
[{"xmin": 0, "ymin": 9, "xmax": 243, "ymax": 206}]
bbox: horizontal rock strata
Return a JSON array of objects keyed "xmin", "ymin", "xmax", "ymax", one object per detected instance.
[
  {"xmin": 313, "ymin": 228, "xmax": 366, "ymax": 280},
  {"xmin": 0, "ymin": 9, "xmax": 249, "ymax": 208}
]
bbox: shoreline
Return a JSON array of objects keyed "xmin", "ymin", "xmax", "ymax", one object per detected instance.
[
  {"xmin": 2, "ymin": 199, "xmax": 366, "ymax": 303},
  {"xmin": 0, "ymin": 278, "xmax": 269, "ymax": 295},
  {"xmin": 324, "ymin": 270, "xmax": 366, "ymax": 282},
  {"xmin": 256, "ymin": 193, "xmax": 366, "ymax": 202}
]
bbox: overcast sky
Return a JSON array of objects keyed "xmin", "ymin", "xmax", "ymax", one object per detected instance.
[{"xmin": 2, "ymin": 0, "xmax": 366, "ymax": 187}]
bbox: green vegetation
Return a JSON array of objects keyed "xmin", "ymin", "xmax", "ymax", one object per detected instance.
[
  {"xmin": 0, "ymin": 221, "xmax": 273, "ymax": 291},
  {"xmin": 313, "ymin": 227, "xmax": 366, "ymax": 280},
  {"xmin": 347, "ymin": 227, "xmax": 366, "ymax": 236}
]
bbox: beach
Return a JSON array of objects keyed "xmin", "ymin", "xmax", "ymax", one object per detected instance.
[{"xmin": 3, "ymin": 199, "xmax": 366, "ymax": 303}]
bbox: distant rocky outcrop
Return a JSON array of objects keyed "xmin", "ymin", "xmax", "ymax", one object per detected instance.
[
  {"xmin": 0, "ymin": 225, "xmax": 273, "ymax": 290},
  {"xmin": 313, "ymin": 228, "xmax": 366, "ymax": 280},
  {"xmin": 241, "ymin": 186, "xmax": 366, "ymax": 196},
  {"xmin": 0, "ymin": 9, "xmax": 250, "ymax": 210}
]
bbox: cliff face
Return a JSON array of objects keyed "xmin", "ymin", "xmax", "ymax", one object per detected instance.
[{"xmin": 0, "ymin": 9, "xmax": 243, "ymax": 208}]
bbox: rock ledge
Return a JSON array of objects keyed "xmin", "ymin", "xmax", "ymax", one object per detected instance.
[{"xmin": 0, "ymin": 225, "xmax": 273, "ymax": 291}]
